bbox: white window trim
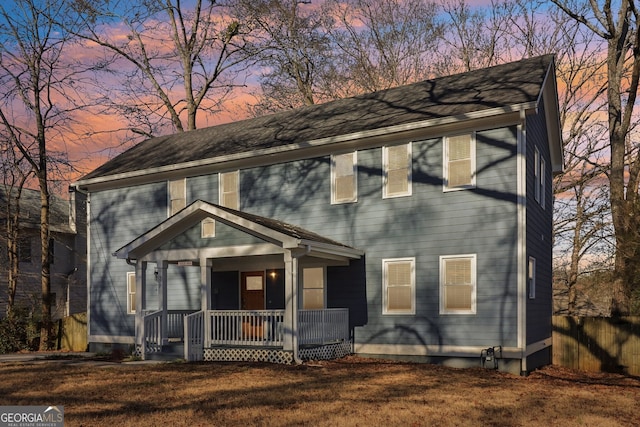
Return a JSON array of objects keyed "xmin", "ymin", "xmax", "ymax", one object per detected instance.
[
  {"xmin": 301, "ymin": 267, "xmax": 326, "ymax": 309},
  {"xmin": 201, "ymin": 217, "xmax": 216, "ymax": 238},
  {"xmin": 167, "ymin": 178, "xmax": 186, "ymax": 217},
  {"xmin": 126, "ymin": 272, "xmax": 136, "ymax": 315},
  {"xmin": 382, "ymin": 257, "xmax": 416, "ymax": 315},
  {"xmin": 443, "ymin": 133, "xmax": 476, "ymax": 192},
  {"xmin": 540, "ymin": 156, "xmax": 546, "ymax": 209},
  {"xmin": 439, "ymin": 254, "xmax": 477, "ymax": 315},
  {"xmin": 528, "ymin": 257, "xmax": 536, "ymax": 299},
  {"xmin": 534, "ymin": 146, "xmax": 541, "ymax": 203},
  {"xmin": 382, "ymin": 143, "xmax": 412, "ymax": 199},
  {"xmin": 331, "ymin": 152, "xmax": 358, "ymax": 204},
  {"xmin": 219, "ymin": 170, "xmax": 240, "ymax": 210}
]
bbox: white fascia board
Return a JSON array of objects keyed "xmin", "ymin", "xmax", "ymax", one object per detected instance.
[
  {"xmin": 114, "ymin": 201, "xmax": 301, "ymax": 260},
  {"xmin": 74, "ymin": 103, "xmax": 538, "ymax": 191},
  {"xmin": 298, "ymin": 239, "xmax": 364, "ymax": 260}
]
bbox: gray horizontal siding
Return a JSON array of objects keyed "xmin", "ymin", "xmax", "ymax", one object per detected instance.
[
  {"xmin": 89, "ymin": 125, "xmax": 529, "ymax": 350},
  {"xmin": 89, "ymin": 182, "xmax": 167, "ymax": 337},
  {"xmin": 240, "ymin": 127, "xmax": 520, "ymax": 348},
  {"xmin": 526, "ymin": 99, "xmax": 554, "ymax": 344}
]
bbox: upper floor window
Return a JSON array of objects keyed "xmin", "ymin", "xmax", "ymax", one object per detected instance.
[
  {"xmin": 440, "ymin": 254, "xmax": 476, "ymax": 314},
  {"xmin": 382, "ymin": 257, "xmax": 415, "ymax": 315},
  {"xmin": 220, "ymin": 170, "xmax": 239, "ymax": 210},
  {"xmin": 443, "ymin": 133, "xmax": 476, "ymax": 191},
  {"xmin": 534, "ymin": 146, "xmax": 546, "ymax": 208},
  {"xmin": 331, "ymin": 152, "xmax": 357, "ymax": 204},
  {"xmin": 383, "ymin": 143, "xmax": 412, "ymax": 198},
  {"xmin": 168, "ymin": 178, "xmax": 186, "ymax": 216}
]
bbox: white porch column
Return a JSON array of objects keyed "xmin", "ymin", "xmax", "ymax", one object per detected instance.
[
  {"xmin": 134, "ymin": 261, "xmax": 147, "ymax": 352},
  {"xmin": 283, "ymin": 251, "xmax": 299, "ymax": 356},
  {"xmin": 157, "ymin": 260, "xmax": 169, "ymax": 345},
  {"xmin": 200, "ymin": 258, "xmax": 212, "ymax": 349},
  {"xmin": 200, "ymin": 258, "xmax": 212, "ymax": 311}
]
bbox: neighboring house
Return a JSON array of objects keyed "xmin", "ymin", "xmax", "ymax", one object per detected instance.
[
  {"xmin": 0, "ymin": 188, "xmax": 87, "ymax": 319},
  {"xmin": 74, "ymin": 55, "xmax": 563, "ymax": 374}
]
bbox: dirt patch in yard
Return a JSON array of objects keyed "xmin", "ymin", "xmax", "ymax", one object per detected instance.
[{"xmin": 0, "ymin": 355, "xmax": 638, "ymax": 426}]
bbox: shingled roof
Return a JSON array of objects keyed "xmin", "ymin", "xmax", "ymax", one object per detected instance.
[
  {"xmin": 0, "ymin": 188, "xmax": 72, "ymax": 233},
  {"xmin": 82, "ymin": 55, "xmax": 556, "ymax": 182}
]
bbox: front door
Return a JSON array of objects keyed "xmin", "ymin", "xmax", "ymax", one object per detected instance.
[
  {"xmin": 241, "ymin": 271, "xmax": 265, "ymax": 310},
  {"xmin": 241, "ymin": 271, "xmax": 265, "ymax": 339}
]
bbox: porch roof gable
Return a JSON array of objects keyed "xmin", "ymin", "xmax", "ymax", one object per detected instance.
[{"xmin": 113, "ymin": 200, "xmax": 363, "ymax": 261}]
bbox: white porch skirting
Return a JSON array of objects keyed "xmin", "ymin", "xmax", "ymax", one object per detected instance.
[{"xmin": 202, "ymin": 341, "xmax": 352, "ymax": 364}]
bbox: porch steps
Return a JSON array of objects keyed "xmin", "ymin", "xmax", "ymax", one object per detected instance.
[{"xmin": 146, "ymin": 342, "xmax": 184, "ymax": 361}]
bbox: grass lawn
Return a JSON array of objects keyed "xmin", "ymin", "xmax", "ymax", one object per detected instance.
[{"xmin": 0, "ymin": 355, "xmax": 638, "ymax": 426}]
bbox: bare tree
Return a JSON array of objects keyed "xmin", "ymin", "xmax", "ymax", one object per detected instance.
[
  {"xmin": 323, "ymin": 0, "xmax": 444, "ymax": 94},
  {"xmin": 552, "ymin": 0, "xmax": 640, "ymax": 314},
  {"xmin": 436, "ymin": 0, "xmax": 513, "ymax": 74},
  {"xmin": 0, "ymin": 143, "xmax": 33, "ymax": 317},
  {"xmin": 70, "ymin": 0, "xmax": 249, "ymax": 138},
  {"xmin": 232, "ymin": 0, "xmax": 339, "ymax": 115},
  {"xmin": 0, "ymin": 0, "xmax": 83, "ymax": 348}
]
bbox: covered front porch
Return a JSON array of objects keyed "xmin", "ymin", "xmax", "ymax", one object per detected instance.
[
  {"xmin": 141, "ymin": 308, "xmax": 350, "ymax": 362},
  {"xmin": 114, "ymin": 200, "xmax": 363, "ymax": 363}
]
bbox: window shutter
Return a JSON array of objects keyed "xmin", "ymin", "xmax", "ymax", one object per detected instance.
[
  {"xmin": 447, "ymin": 135, "xmax": 472, "ymax": 188},
  {"xmin": 386, "ymin": 144, "xmax": 409, "ymax": 196}
]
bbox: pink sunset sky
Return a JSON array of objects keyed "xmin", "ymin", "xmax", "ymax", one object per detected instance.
[{"xmin": 14, "ymin": 0, "xmax": 556, "ymax": 186}]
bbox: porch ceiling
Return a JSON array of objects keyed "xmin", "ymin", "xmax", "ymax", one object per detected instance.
[{"xmin": 113, "ymin": 200, "xmax": 363, "ymax": 262}]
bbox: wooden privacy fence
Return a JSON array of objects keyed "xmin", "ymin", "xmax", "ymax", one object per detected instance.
[
  {"xmin": 552, "ymin": 316, "xmax": 640, "ymax": 376},
  {"xmin": 56, "ymin": 312, "xmax": 88, "ymax": 352}
]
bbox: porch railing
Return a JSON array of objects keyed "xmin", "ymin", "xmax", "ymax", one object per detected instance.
[
  {"xmin": 207, "ymin": 310, "xmax": 285, "ymax": 347},
  {"xmin": 181, "ymin": 308, "xmax": 350, "ymax": 360},
  {"xmin": 143, "ymin": 310, "xmax": 162, "ymax": 353},
  {"xmin": 299, "ymin": 308, "xmax": 349, "ymax": 345},
  {"xmin": 184, "ymin": 311, "xmax": 204, "ymax": 362},
  {"xmin": 167, "ymin": 310, "xmax": 196, "ymax": 341}
]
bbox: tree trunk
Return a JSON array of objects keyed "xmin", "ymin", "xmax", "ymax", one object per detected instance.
[{"xmin": 38, "ymin": 173, "xmax": 52, "ymax": 350}]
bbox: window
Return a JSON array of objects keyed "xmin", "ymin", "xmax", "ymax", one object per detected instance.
[
  {"xmin": 201, "ymin": 217, "xmax": 215, "ymax": 238},
  {"xmin": 382, "ymin": 258, "xmax": 415, "ymax": 314},
  {"xmin": 534, "ymin": 147, "xmax": 540, "ymax": 203},
  {"xmin": 168, "ymin": 178, "xmax": 186, "ymax": 216},
  {"xmin": 18, "ymin": 238, "xmax": 31, "ymax": 263},
  {"xmin": 444, "ymin": 133, "xmax": 476, "ymax": 191},
  {"xmin": 220, "ymin": 170, "xmax": 239, "ymax": 210},
  {"xmin": 302, "ymin": 267, "xmax": 325, "ymax": 309},
  {"xmin": 540, "ymin": 157, "xmax": 546, "ymax": 208},
  {"xmin": 127, "ymin": 272, "xmax": 136, "ymax": 314},
  {"xmin": 332, "ymin": 152, "xmax": 357, "ymax": 203},
  {"xmin": 383, "ymin": 143, "xmax": 412, "ymax": 198},
  {"xmin": 528, "ymin": 257, "xmax": 536, "ymax": 299},
  {"xmin": 440, "ymin": 254, "xmax": 476, "ymax": 314}
]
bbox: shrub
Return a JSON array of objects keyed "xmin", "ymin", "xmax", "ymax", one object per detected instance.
[{"xmin": 0, "ymin": 307, "xmax": 40, "ymax": 354}]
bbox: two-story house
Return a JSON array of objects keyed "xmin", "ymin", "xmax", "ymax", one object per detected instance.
[
  {"xmin": 74, "ymin": 55, "xmax": 563, "ymax": 374},
  {"xmin": 0, "ymin": 188, "xmax": 86, "ymax": 319}
]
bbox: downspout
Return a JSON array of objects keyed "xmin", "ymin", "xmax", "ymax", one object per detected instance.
[
  {"xmin": 517, "ymin": 109, "xmax": 528, "ymax": 374},
  {"xmin": 291, "ymin": 244, "xmax": 311, "ymax": 364}
]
